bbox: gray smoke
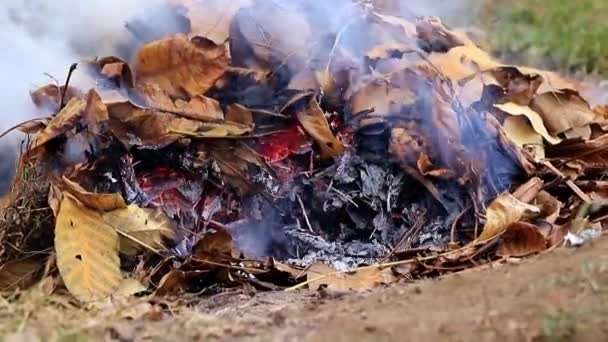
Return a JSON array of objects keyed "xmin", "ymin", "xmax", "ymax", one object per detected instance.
[{"xmin": 0, "ymin": 0, "xmax": 187, "ymax": 193}]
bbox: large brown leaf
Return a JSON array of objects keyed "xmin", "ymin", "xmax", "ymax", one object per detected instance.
[{"xmin": 135, "ymin": 34, "xmax": 228, "ymax": 100}]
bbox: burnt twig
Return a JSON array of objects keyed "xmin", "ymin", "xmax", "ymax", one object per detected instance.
[{"xmin": 59, "ymin": 63, "xmax": 78, "ymax": 110}]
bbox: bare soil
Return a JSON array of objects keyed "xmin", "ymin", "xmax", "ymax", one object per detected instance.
[{"xmin": 3, "ymin": 237, "xmax": 608, "ymax": 342}]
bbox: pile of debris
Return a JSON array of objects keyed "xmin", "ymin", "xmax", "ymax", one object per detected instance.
[{"xmin": 1, "ymin": 0, "xmax": 607, "ymax": 301}]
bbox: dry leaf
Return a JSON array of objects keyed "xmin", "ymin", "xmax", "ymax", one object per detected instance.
[
  {"xmin": 102, "ymin": 205, "xmax": 176, "ymax": 256},
  {"xmin": 502, "ymin": 116, "xmax": 545, "ymax": 159},
  {"xmin": 497, "ymin": 222, "xmax": 547, "ymax": 257},
  {"xmin": 531, "ymin": 91, "xmax": 596, "ymax": 135},
  {"xmin": 55, "ymin": 193, "xmax": 121, "ymax": 302},
  {"xmin": 108, "ymin": 103, "xmax": 203, "ymax": 148},
  {"xmin": 33, "ymin": 98, "xmax": 87, "ymax": 149},
  {"xmin": 494, "ymin": 103, "xmax": 562, "ymax": 145},
  {"xmin": 113, "ymin": 278, "xmax": 147, "ymax": 298},
  {"xmin": 62, "ymin": 177, "xmax": 126, "ymax": 212},
  {"xmin": 0, "ymin": 256, "xmax": 46, "ymax": 292},
  {"xmin": 297, "ymin": 99, "xmax": 345, "ymax": 159},
  {"xmin": 306, "ymin": 263, "xmax": 396, "ymax": 291},
  {"xmin": 192, "ymin": 228, "xmax": 233, "ymax": 263},
  {"xmin": 135, "ymin": 34, "xmax": 228, "ymax": 99},
  {"xmin": 475, "ymin": 193, "xmax": 541, "ymax": 242},
  {"xmin": 534, "ymin": 191, "xmax": 562, "ymax": 224},
  {"xmin": 512, "ymin": 177, "xmax": 544, "ymax": 203},
  {"xmin": 225, "ymin": 104, "xmax": 253, "ymax": 127}
]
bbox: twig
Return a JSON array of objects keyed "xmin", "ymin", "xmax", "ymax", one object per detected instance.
[
  {"xmin": 296, "ymin": 193, "xmax": 314, "ymax": 234},
  {"xmin": 60, "ymin": 63, "xmax": 78, "ymax": 110},
  {"xmin": 190, "ymin": 258, "xmax": 266, "ymax": 274},
  {"xmin": 541, "ymin": 160, "xmax": 591, "ymax": 203},
  {"xmin": 114, "ymin": 229, "xmax": 164, "ymax": 255},
  {"xmin": 0, "ymin": 117, "xmax": 49, "ymax": 140}
]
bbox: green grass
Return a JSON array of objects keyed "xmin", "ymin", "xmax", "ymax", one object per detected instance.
[{"xmin": 480, "ymin": 0, "xmax": 608, "ymax": 75}]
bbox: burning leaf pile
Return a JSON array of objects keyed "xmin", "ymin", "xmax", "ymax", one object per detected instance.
[{"xmin": 1, "ymin": 0, "xmax": 607, "ymax": 301}]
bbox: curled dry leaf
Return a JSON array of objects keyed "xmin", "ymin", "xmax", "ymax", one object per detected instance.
[
  {"xmin": 494, "ymin": 103, "xmax": 561, "ymax": 145},
  {"xmin": 225, "ymin": 103, "xmax": 254, "ymax": 127},
  {"xmin": 192, "ymin": 227, "xmax": 233, "ymax": 263},
  {"xmin": 497, "ymin": 222, "xmax": 547, "ymax": 257},
  {"xmin": 102, "ymin": 205, "xmax": 176, "ymax": 256},
  {"xmin": 62, "ymin": 177, "xmax": 126, "ymax": 212},
  {"xmin": 297, "ymin": 99, "xmax": 345, "ymax": 159},
  {"xmin": 475, "ymin": 193, "xmax": 541, "ymax": 242},
  {"xmin": 306, "ymin": 263, "xmax": 396, "ymax": 291},
  {"xmin": 55, "ymin": 193, "xmax": 121, "ymax": 302}
]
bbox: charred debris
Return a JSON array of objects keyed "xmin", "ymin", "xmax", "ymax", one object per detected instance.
[{"xmin": 1, "ymin": 0, "xmax": 607, "ymax": 300}]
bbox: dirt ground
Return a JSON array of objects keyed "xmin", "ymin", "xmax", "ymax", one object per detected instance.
[{"xmin": 1, "ymin": 237, "xmax": 606, "ymax": 341}]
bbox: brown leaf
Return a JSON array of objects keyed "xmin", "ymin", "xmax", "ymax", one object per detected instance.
[
  {"xmin": 497, "ymin": 222, "xmax": 547, "ymax": 257},
  {"xmin": 137, "ymin": 84, "xmax": 225, "ymax": 122},
  {"xmin": 108, "ymin": 103, "xmax": 203, "ymax": 149},
  {"xmin": 225, "ymin": 104, "xmax": 253, "ymax": 127},
  {"xmin": 0, "ymin": 256, "xmax": 46, "ymax": 292},
  {"xmin": 534, "ymin": 191, "xmax": 562, "ymax": 224},
  {"xmin": 135, "ymin": 34, "xmax": 228, "ymax": 99},
  {"xmin": 475, "ymin": 193, "xmax": 541, "ymax": 242},
  {"xmin": 192, "ymin": 228, "xmax": 234, "ymax": 263},
  {"xmin": 62, "ymin": 177, "xmax": 126, "ymax": 212},
  {"xmin": 531, "ymin": 91, "xmax": 596, "ymax": 135},
  {"xmin": 306, "ymin": 263, "xmax": 396, "ymax": 291},
  {"xmin": 512, "ymin": 177, "xmax": 544, "ymax": 203},
  {"xmin": 297, "ymin": 99, "xmax": 345, "ymax": 159}
]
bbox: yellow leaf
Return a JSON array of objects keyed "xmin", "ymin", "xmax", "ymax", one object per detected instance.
[
  {"xmin": 55, "ymin": 193, "xmax": 121, "ymax": 302},
  {"xmin": 531, "ymin": 91, "xmax": 596, "ymax": 135},
  {"xmin": 494, "ymin": 103, "xmax": 562, "ymax": 145},
  {"xmin": 194, "ymin": 122, "xmax": 252, "ymax": 138},
  {"xmin": 306, "ymin": 263, "xmax": 396, "ymax": 291},
  {"xmin": 102, "ymin": 205, "xmax": 176, "ymax": 256},
  {"xmin": 475, "ymin": 193, "xmax": 541, "ymax": 242},
  {"xmin": 502, "ymin": 116, "xmax": 545, "ymax": 159},
  {"xmin": 114, "ymin": 278, "xmax": 147, "ymax": 298}
]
